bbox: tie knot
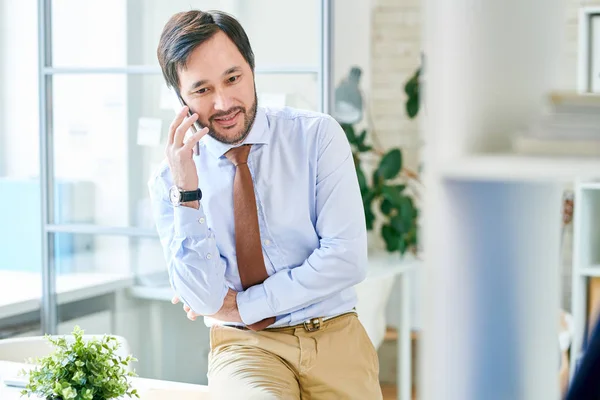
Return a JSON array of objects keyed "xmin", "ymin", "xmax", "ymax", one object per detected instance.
[{"xmin": 225, "ymin": 144, "xmax": 251, "ymax": 166}]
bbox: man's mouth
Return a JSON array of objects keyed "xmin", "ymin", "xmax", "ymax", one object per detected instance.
[{"xmin": 213, "ymin": 110, "xmax": 242, "ymax": 128}]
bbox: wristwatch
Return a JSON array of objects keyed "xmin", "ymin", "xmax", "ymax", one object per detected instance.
[{"xmin": 169, "ymin": 186, "xmax": 202, "ymax": 206}]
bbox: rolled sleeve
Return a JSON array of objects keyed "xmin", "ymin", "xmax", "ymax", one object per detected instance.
[
  {"xmin": 236, "ymin": 284, "xmax": 274, "ymax": 325},
  {"xmin": 148, "ymin": 163, "xmax": 228, "ymax": 317},
  {"xmin": 173, "ymin": 204, "xmax": 209, "ymax": 238},
  {"xmin": 174, "ymin": 269, "xmax": 229, "ymax": 316}
]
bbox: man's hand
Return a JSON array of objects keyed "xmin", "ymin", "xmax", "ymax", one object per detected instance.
[
  {"xmin": 209, "ymin": 288, "xmax": 242, "ymax": 323},
  {"xmin": 171, "ymin": 294, "xmax": 201, "ymax": 321},
  {"xmin": 171, "ymin": 289, "xmax": 242, "ymax": 323},
  {"xmin": 166, "ymin": 106, "xmax": 208, "ymax": 193}
]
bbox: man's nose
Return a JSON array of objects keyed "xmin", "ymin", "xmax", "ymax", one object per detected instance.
[{"xmin": 213, "ymin": 90, "xmax": 232, "ymax": 111}]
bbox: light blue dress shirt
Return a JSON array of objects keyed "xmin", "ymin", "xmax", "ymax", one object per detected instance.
[{"xmin": 148, "ymin": 106, "xmax": 368, "ymax": 327}]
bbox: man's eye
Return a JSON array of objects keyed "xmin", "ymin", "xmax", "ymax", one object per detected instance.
[
  {"xmin": 196, "ymin": 88, "xmax": 208, "ymax": 94},
  {"xmin": 228, "ymin": 76, "xmax": 239, "ymax": 83}
]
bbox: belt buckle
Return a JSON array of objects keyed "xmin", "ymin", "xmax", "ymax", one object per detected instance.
[{"xmin": 303, "ymin": 317, "xmax": 321, "ymax": 332}]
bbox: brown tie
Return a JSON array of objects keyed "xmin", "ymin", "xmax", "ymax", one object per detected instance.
[{"xmin": 225, "ymin": 144, "xmax": 275, "ymax": 331}]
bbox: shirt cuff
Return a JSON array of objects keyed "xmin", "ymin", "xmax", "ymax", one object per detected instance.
[
  {"xmin": 236, "ymin": 284, "xmax": 274, "ymax": 326},
  {"xmin": 173, "ymin": 204, "xmax": 209, "ymax": 238}
]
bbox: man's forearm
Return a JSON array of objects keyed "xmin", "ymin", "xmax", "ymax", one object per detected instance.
[
  {"xmin": 167, "ymin": 205, "xmax": 229, "ymax": 315},
  {"xmin": 237, "ymin": 118, "xmax": 368, "ymax": 325},
  {"xmin": 237, "ymin": 236, "xmax": 368, "ymax": 325}
]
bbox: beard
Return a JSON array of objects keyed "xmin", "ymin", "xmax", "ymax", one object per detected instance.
[{"xmin": 204, "ymin": 92, "xmax": 258, "ymax": 145}]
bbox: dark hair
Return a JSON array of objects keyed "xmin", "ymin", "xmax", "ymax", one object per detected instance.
[{"xmin": 157, "ymin": 10, "xmax": 255, "ymax": 91}]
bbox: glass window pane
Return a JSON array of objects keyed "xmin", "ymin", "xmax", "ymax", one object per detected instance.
[
  {"xmin": 235, "ymin": 0, "xmax": 320, "ymax": 68},
  {"xmin": 0, "ymin": 0, "xmax": 42, "ymax": 338},
  {"xmin": 51, "ymin": 0, "xmax": 127, "ymax": 67},
  {"xmin": 52, "ymin": 74, "xmax": 167, "ymax": 227},
  {"xmin": 52, "ymin": 234, "xmax": 164, "ymax": 281},
  {"xmin": 50, "ymin": 0, "xmax": 320, "ymax": 68},
  {"xmin": 52, "ymin": 234, "xmax": 167, "ymax": 371},
  {"xmin": 256, "ymin": 73, "xmax": 319, "ymax": 111}
]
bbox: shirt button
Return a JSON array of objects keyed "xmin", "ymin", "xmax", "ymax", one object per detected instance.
[
  {"xmin": 198, "ymin": 218, "xmax": 205, "ymax": 224},
  {"xmin": 206, "ymin": 253, "xmax": 212, "ymax": 260},
  {"xmin": 264, "ymin": 239, "xmax": 271, "ymax": 246}
]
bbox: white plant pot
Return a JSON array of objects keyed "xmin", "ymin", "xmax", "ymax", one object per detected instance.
[
  {"xmin": 355, "ymin": 251, "xmax": 421, "ymax": 350},
  {"xmin": 355, "ymin": 270, "xmax": 396, "ymax": 350}
]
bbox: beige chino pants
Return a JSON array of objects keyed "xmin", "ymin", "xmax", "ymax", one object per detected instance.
[{"xmin": 207, "ymin": 312, "xmax": 382, "ymax": 399}]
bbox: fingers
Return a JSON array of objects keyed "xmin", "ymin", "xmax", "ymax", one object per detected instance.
[
  {"xmin": 182, "ymin": 127, "xmax": 209, "ymax": 152},
  {"xmin": 168, "ymin": 107, "xmax": 189, "ymax": 146},
  {"xmin": 173, "ymin": 113, "xmax": 200, "ymax": 148},
  {"xmin": 187, "ymin": 309, "xmax": 198, "ymax": 321},
  {"xmin": 183, "ymin": 304, "xmax": 198, "ymax": 321},
  {"xmin": 171, "ymin": 294, "xmax": 200, "ymax": 321},
  {"xmin": 184, "ymin": 305, "xmax": 199, "ymax": 321}
]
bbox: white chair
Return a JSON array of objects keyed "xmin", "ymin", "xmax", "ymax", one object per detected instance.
[{"xmin": 0, "ymin": 335, "xmax": 134, "ymax": 372}]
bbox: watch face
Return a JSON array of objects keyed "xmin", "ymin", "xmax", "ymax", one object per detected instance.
[{"xmin": 169, "ymin": 186, "xmax": 180, "ymax": 205}]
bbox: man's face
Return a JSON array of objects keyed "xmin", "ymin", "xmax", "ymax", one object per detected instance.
[{"xmin": 178, "ymin": 31, "xmax": 257, "ymax": 145}]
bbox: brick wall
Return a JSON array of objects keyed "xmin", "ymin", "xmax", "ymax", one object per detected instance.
[{"xmin": 369, "ymin": 0, "xmax": 422, "ymax": 171}]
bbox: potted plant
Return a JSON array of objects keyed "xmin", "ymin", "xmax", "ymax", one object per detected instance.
[
  {"xmin": 340, "ymin": 118, "xmax": 422, "ymax": 256},
  {"xmin": 19, "ymin": 326, "xmax": 139, "ymax": 400},
  {"xmin": 338, "ymin": 59, "xmax": 424, "ymax": 256}
]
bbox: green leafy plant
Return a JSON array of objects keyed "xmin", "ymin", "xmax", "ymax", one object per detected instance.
[
  {"xmin": 341, "ymin": 124, "xmax": 420, "ymax": 255},
  {"xmin": 405, "ymin": 55, "xmax": 423, "ymax": 119},
  {"xmin": 341, "ymin": 60, "xmax": 423, "ymax": 256},
  {"xmin": 20, "ymin": 326, "xmax": 139, "ymax": 400},
  {"xmin": 404, "ymin": 66, "xmax": 421, "ymax": 118}
]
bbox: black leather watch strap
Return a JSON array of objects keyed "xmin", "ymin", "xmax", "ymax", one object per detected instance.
[{"xmin": 180, "ymin": 188, "xmax": 202, "ymax": 202}]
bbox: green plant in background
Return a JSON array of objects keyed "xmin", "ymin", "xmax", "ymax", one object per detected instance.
[
  {"xmin": 341, "ymin": 123, "xmax": 420, "ymax": 255},
  {"xmin": 20, "ymin": 326, "xmax": 138, "ymax": 400},
  {"xmin": 405, "ymin": 65, "xmax": 421, "ymax": 119},
  {"xmin": 340, "ymin": 59, "xmax": 423, "ymax": 256}
]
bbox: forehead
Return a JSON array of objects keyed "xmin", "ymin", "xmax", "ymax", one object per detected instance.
[{"xmin": 178, "ymin": 31, "xmax": 248, "ymax": 90}]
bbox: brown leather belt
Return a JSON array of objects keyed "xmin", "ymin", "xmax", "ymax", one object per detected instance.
[{"xmin": 223, "ymin": 310, "xmax": 357, "ymax": 332}]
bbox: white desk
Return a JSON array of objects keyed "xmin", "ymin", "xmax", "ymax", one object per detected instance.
[
  {"xmin": 130, "ymin": 252, "xmax": 418, "ymax": 400},
  {"xmin": 0, "ymin": 360, "xmax": 210, "ymax": 399},
  {"xmin": 0, "ymin": 271, "xmax": 134, "ymax": 340},
  {"xmin": 359, "ymin": 253, "xmax": 418, "ymax": 400},
  {"xmin": 0, "ymin": 271, "xmax": 134, "ymax": 321}
]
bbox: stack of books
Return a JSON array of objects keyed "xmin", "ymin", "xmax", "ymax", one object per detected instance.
[{"xmin": 512, "ymin": 91, "xmax": 600, "ymax": 157}]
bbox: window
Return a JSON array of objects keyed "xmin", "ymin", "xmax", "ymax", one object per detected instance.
[{"xmin": 1, "ymin": 0, "xmax": 330, "ymax": 340}]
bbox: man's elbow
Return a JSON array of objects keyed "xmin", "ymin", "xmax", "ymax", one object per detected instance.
[
  {"xmin": 350, "ymin": 250, "xmax": 368, "ymax": 285},
  {"xmin": 170, "ymin": 265, "xmax": 225, "ymax": 315},
  {"xmin": 340, "ymin": 238, "xmax": 368, "ymax": 286}
]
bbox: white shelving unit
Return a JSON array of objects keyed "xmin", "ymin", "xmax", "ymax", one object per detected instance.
[
  {"xmin": 440, "ymin": 154, "xmax": 600, "ymax": 182},
  {"xmin": 578, "ymin": 7, "xmax": 600, "ymax": 93},
  {"xmin": 570, "ymin": 180, "xmax": 600, "ymax": 381},
  {"xmin": 421, "ymin": 0, "xmax": 600, "ymax": 399}
]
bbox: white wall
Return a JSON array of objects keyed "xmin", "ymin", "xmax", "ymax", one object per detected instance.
[{"xmin": 333, "ymin": 0, "xmax": 373, "ymax": 107}]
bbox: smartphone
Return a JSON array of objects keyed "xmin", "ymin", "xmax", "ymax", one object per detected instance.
[{"xmin": 174, "ymin": 90, "xmax": 202, "ymax": 156}]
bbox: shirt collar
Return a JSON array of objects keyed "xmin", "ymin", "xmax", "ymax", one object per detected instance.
[{"xmin": 202, "ymin": 106, "xmax": 270, "ymax": 159}]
